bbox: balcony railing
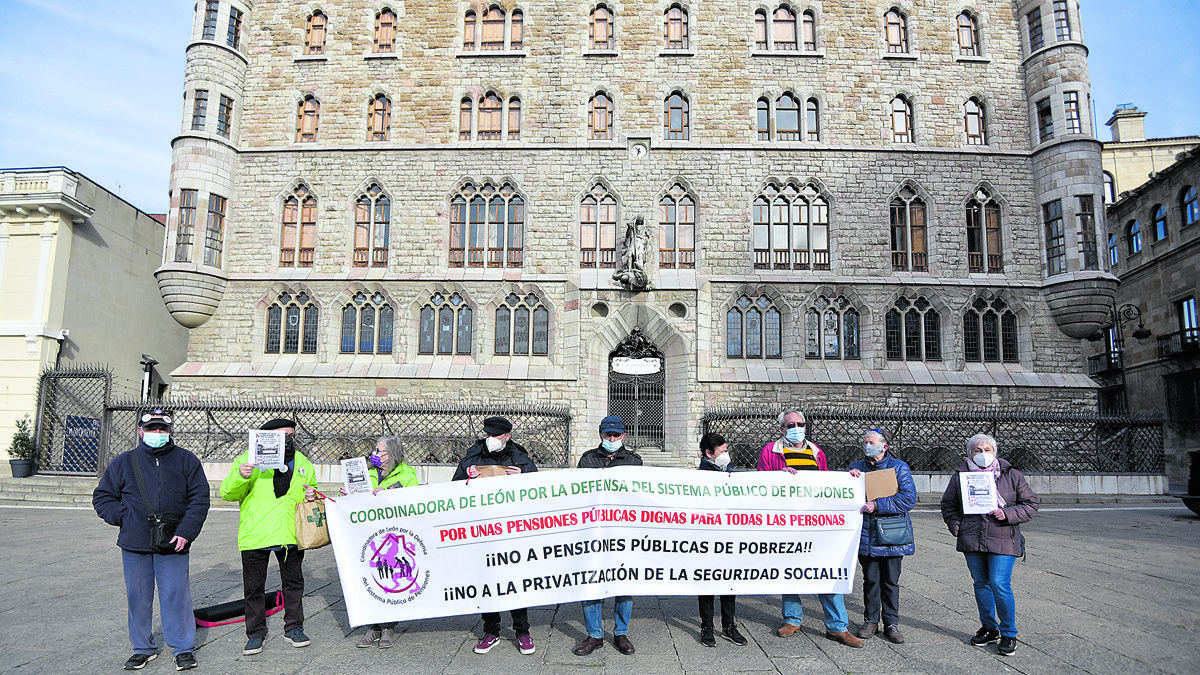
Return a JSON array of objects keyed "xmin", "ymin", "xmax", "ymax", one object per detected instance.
[
  {"xmin": 1158, "ymin": 328, "xmax": 1200, "ymax": 358},
  {"xmin": 1087, "ymin": 349, "xmax": 1123, "ymax": 376}
]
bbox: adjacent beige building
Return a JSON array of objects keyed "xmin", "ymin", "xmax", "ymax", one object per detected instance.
[
  {"xmin": 156, "ymin": 1, "xmax": 1118, "ymax": 465},
  {"xmin": 1102, "ymin": 105, "xmax": 1200, "ymax": 204},
  {"xmin": 0, "ymin": 168, "xmax": 189, "ymax": 470}
]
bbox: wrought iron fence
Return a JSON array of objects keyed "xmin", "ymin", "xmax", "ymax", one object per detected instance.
[
  {"xmin": 34, "ymin": 366, "xmax": 112, "ymax": 475},
  {"xmin": 703, "ymin": 405, "xmax": 1165, "ymax": 474},
  {"xmin": 100, "ymin": 397, "xmax": 572, "ymax": 475}
]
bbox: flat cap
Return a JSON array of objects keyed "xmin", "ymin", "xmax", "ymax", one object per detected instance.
[
  {"xmin": 482, "ymin": 416, "xmax": 513, "ymax": 435},
  {"xmin": 260, "ymin": 418, "xmax": 296, "ymax": 431}
]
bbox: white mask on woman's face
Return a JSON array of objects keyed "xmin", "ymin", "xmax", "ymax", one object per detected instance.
[
  {"xmin": 973, "ymin": 451, "xmax": 996, "ymax": 468},
  {"xmin": 713, "ymin": 452, "xmax": 732, "ymax": 469},
  {"xmin": 485, "ymin": 436, "xmax": 505, "ymax": 453}
]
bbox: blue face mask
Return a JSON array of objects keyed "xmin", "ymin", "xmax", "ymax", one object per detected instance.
[
  {"xmin": 369, "ymin": 453, "xmax": 385, "ymax": 468},
  {"xmin": 602, "ymin": 438, "xmax": 623, "ymax": 453},
  {"xmin": 143, "ymin": 432, "xmax": 170, "ymax": 448},
  {"xmin": 785, "ymin": 427, "xmax": 805, "ymax": 445}
]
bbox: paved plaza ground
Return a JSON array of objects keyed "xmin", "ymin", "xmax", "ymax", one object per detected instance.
[{"xmin": 1, "ymin": 499, "xmax": 1197, "ymax": 674}]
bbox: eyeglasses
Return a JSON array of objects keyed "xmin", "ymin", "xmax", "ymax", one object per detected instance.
[
  {"xmin": 601, "ymin": 432, "xmax": 624, "ymax": 439},
  {"xmin": 783, "ymin": 422, "xmax": 806, "ymax": 429},
  {"xmin": 140, "ymin": 412, "xmax": 172, "ymax": 424}
]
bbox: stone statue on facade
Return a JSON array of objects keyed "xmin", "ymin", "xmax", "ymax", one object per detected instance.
[{"xmin": 612, "ymin": 214, "xmax": 650, "ymax": 291}]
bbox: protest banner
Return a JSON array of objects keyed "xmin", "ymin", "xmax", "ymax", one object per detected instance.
[{"xmin": 326, "ymin": 465, "xmax": 864, "ymax": 627}]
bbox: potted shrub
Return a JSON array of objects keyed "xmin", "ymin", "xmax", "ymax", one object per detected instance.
[{"xmin": 8, "ymin": 415, "xmax": 37, "ymax": 478}]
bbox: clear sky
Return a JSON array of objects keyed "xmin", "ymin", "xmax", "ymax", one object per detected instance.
[{"xmin": 0, "ymin": 0, "xmax": 1196, "ymax": 215}]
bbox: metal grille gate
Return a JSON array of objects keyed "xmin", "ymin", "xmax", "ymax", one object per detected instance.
[
  {"xmin": 608, "ymin": 329, "xmax": 665, "ymax": 452},
  {"xmin": 34, "ymin": 366, "xmax": 111, "ymax": 475}
]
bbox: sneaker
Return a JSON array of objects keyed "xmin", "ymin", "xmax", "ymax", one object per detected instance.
[
  {"xmin": 700, "ymin": 626, "xmax": 716, "ymax": 647},
  {"xmin": 573, "ymin": 636, "xmax": 604, "ymax": 656},
  {"xmin": 356, "ymin": 629, "xmax": 382, "ymax": 648},
  {"xmin": 970, "ymin": 626, "xmax": 1000, "ymax": 646},
  {"xmin": 124, "ymin": 653, "xmax": 157, "ymax": 670},
  {"xmin": 284, "ymin": 627, "xmax": 311, "ymax": 648},
  {"xmin": 474, "ymin": 634, "xmax": 500, "ymax": 654},
  {"xmin": 997, "ymin": 636, "xmax": 1017, "ymax": 656},
  {"xmin": 378, "ymin": 628, "xmax": 396, "ymax": 649},
  {"xmin": 721, "ymin": 626, "xmax": 748, "ymax": 646},
  {"xmin": 174, "ymin": 652, "xmax": 197, "ymax": 671},
  {"xmin": 243, "ymin": 637, "xmax": 264, "ymax": 655},
  {"xmin": 856, "ymin": 622, "xmax": 878, "ymax": 639},
  {"xmin": 613, "ymin": 634, "xmax": 636, "ymax": 655},
  {"xmin": 884, "ymin": 625, "xmax": 906, "ymax": 644},
  {"xmin": 518, "ymin": 634, "xmax": 536, "ymax": 655}
]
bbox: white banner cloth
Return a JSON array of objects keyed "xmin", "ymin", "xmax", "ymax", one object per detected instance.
[{"xmin": 326, "ymin": 465, "xmax": 864, "ymax": 627}]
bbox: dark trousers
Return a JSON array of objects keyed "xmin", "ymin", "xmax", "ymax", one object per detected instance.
[
  {"xmin": 698, "ymin": 595, "xmax": 736, "ymax": 630},
  {"xmin": 482, "ymin": 608, "xmax": 530, "ymax": 636},
  {"xmin": 859, "ymin": 555, "xmax": 903, "ymax": 626},
  {"xmin": 242, "ymin": 547, "xmax": 305, "ymax": 638}
]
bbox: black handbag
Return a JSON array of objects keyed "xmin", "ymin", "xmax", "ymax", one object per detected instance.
[
  {"xmin": 130, "ymin": 453, "xmax": 189, "ymax": 555},
  {"xmin": 871, "ymin": 514, "xmax": 914, "ymax": 547}
]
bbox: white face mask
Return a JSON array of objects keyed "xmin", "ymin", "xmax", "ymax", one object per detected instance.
[
  {"xmin": 973, "ymin": 451, "xmax": 996, "ymax": 468},
  {"xmin": 485, "ymin": 437, "xmax": 505, "ymax": 453},
  {"xmin": 864, "ymin": 444, "xmax": 885, "ymax": 459},
  {"xmin": 712, "ymin": 453, "xmax": 732, "ymax": 469},
  {"xmin": 143, "ymin": 432, "xmax": 170, "ymax": 448},
  {"xmin": 785, "ymin": 427, "xmax": 805, "ymax": 445}
]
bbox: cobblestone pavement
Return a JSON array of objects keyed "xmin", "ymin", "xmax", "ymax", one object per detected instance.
[{"xmin": 1, "ymin": 502, "xmax": 1197, "ymax": 674}]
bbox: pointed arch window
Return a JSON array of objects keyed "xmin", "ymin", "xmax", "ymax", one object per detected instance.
[
  {"xmin": 463, "ymin": 10, "xmax": 477, "ymax": 50},
  {"xmin": 777, "ymin": 94, "xmax": 799, "ymax": 140},
  {"xmin": 374, "ymin": 9, "xmax": 396, "ymax": 53},
  {"xmin": 419, "ymin": 292, "xmax": 472, "ymax": 355},
  {"xmin": 958, "ymin": 12, "xmax": 979, "ymax": 56},
  {"xmin": 581, "ymin": 184, "xmax": 618, "ymax": 268},
  {"xmin": 341, "ymin": 291, "xmax": 393, "ymax": 354},
  {"xmin": 753, "ymin": 181, "xmax": 829, "ymax": 270},
  {"xmin": 665, "ymin": 92, "xmax": 689, "ymax": 140},
  {"xmin": 354, "ymin": 185, "xmax": 390, "ymax": 267},
  {"xmin": 305, "ymin": 11, "xmax": 327, "ymax": 55},
  {"xmin": 589, "ymin": 93, "xmax": 613, "ymax": 139},
  {"xmin": 665, "ymin": 5, "xmax": 688, "ymax": 49},
  {"xmin": 495, "ymin": 292, "xmax": 549, "ymax": 356},
  {"xmin": 965, "ymin": 98, "xmax": 986, "ymax": 145},
  {"xmin": 280, "ymin": 186, "xmax": 316, "ymax": 267},
  {"xmin": 449, "ymin": 182, "xmax": 523, "ymax": 268},
  {"xmin": 481, "ymin": 7, "xmax": 505, "ymax": 50},
  {"xmin": 886, "ymin": 9, "xmax": 908, "ymax": 53},
  {"xmin": 891, "ymin": 96, "xmax": 912, "ymax": 143},
  {"xmin": 296, "ymin": 96, "xmax": 319, "ymax": 142},
  {"xmin": 508, "ymin": 97, "xmax": 521, "ymax": 140},
  {"xmin": 802, "ymin": 11, "xmax": 816, "ymax": 50},
  {"xmin": 964, "ymin": 297, "xmax": 1018, "ymax": 363},
  {"xmin": 727, "ymin": 295, "xmax": 782, "ymax": 359},
  {"xmin": 806, "ymin": 98, "xmax": 820, "ymax": 141},
  {"xmin": 266, "ymin": 292, "xmax": 319, "ymax": 354},
  {"xmin": 757, "ymin": 98, "xmax": 770, "ymax": 140},
  {"xmin": 891, "ymin": 187, "xmax": 927, "ymax": 271},
  {"xmin": 368, "ymin": 94, "xmax": 390, "ymax": 141},
  {"xmin": 591, "ymin": 5, "xmax": 614, "ymax": 50},
  {"xmin": 805, "ymin": 296, "xmax": 860, "ymax": 360},
  {"xmin": 479, "ymin": 92, "xmax": 502, "ymax": 140},
  {"xmin": 886, "ymin": 296, "xmax": 940, "ymax": 361},
  {"xmin": 659, "ymin": 184, "xmax": 695, "ymax": 269},
  {"xmin": 772, "ymin": 7, "xmax": 798, "ymax": 50},
  {"xmin": 966, "ymin": 188, "xmax": 1003, "ymax": 272}
]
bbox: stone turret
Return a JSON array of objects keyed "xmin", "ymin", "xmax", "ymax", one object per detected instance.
[{"xmin": 1020, "ymin": 0, "xmax": 1119, "ymax": 339}]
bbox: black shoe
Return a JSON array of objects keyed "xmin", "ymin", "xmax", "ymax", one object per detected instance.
[
  {"xmin": 721, "ymin": 626, "xmax": 748, "ymax": 646},
  {"xmin": 970, "ymin": 626, "xmax": 1000, "ymax": 646},
  {"xmin": 700, "ymin": 626, "xmax": 716, "ymax": 647},
  {"xmin": 573, "ymin": 636, "xmax": 604, "ymax": 656},
  {"xmin": 175, "ymin": 652, "xmax": 197, "ymax": 671},
  {"xmin": 613, "ymin": 634, "xmax": 636, "ymax": 655},
  {"xmin": 997, "ymin": 636, "xmax": 1017, "ymax": 656},
  {"xmin": 856, "ymin": 621, "xmax": 878, "ymax": 639},
  {"xmin": 124, "ymin": 653, "xmax": 157, "ymax": 670},
  {"xmin": 883, "ymin": 625, "xmax": 905, "ymax": 644}
]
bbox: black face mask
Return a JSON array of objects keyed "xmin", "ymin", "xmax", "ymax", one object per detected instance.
[{"xmin": 273, "ymin": 434, "xmax": 297, "ymax": 499}]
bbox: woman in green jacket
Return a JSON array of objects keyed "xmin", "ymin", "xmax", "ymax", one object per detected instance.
[
  {"xmin": 220, "ymin": 419, "xmax": 317, "ymax": 656},
  {"xmin": 352, "ymin": 435, "xmax": 418, "ymax": 649}
]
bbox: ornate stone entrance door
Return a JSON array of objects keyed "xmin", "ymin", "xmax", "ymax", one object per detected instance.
[{"xmin": 607, "ymin": 328, "xmax": 665, "ymax": 453}]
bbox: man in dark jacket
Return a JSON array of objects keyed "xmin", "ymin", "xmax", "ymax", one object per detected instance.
[
  {"xmin": 93, "ymin": 409, "xmax": 210, "ymax": 671},
  {"xmin": 453, "ymin": 417, "xmax": 538, "ymax": 655},
  {"xmin": 573, "ymin": 415, "xmax": 642, "ymax": 656}
]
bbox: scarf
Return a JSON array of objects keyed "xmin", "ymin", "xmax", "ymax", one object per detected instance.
[
  {"xmin": 272, "ymin": 438, "xmax": 297, "ymax": 499},
  {"xmin": 968, "ymin": 456, "xmax": 1006, "ymax": 507}
]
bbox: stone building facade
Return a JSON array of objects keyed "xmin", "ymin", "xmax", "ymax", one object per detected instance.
[
  {"xmin": 156, "ymin": 0, "xmax": 1116, "ymax": 466},
  {"xmin": 1101, "ymin": 105, "xmax": 1200, "ymax": 204}
]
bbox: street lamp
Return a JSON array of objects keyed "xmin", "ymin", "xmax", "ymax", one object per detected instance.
[{"xmin": 1111, "ymin": 302, "xmax": 1152, "ymax": 346}]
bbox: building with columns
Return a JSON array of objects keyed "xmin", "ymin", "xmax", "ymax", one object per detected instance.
[
  {"xmin": 0, "ymin": 168, "xmax": 188, "ymax": 469},
  {"xmin": 156, "ymin": 0, "xmax": 1116, "ymax": 466}
]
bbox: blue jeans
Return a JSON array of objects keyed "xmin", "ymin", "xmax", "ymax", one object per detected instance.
[
  {"xmin": 582, "ymin": 596, "xmax": 632, "ymax": 638},
  {"xmin": 963, "ymin": 552, "xmax": 1018, "ymax": 637},
  {"xmin": 122, "ymin": 550, "xmax": 195, "ymax": 656},
  {"xmin": 781, "ymin": 593, "xmax": 849, "ymax": 632}
]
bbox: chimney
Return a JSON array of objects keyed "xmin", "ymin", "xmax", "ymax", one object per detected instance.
[{"xmin": 1106, "ymin": 104, "xmax": 1146, "ymax": 142}]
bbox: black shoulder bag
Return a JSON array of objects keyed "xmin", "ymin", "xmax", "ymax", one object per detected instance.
[{"xmin": 130, "ymin": 453, "xmax": 189, "ymax": 555}]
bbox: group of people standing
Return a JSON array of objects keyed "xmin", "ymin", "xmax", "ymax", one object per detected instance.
[{"xmin": 92, "ymin": 406, "xmax": 1037, "ymax": 670}]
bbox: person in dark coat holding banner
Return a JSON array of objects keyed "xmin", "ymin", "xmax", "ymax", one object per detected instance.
[
  {"xmin": 453, "ymin": 417, "xmax": 538, "ymax": 656},
  {"xmin": 848, "ymin": 429, "xmax": 916, "ymax": 644},
  {"xmin": 695, "ymin": 432, "xmax": 748, "ymax": 648},
  {"xmin": 573, "ymin": 415, "xmax": 643, "ymax": 656},
  {"xmin": 93, "ymin": 409, "xmax": 209, "ymax": 671}
]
